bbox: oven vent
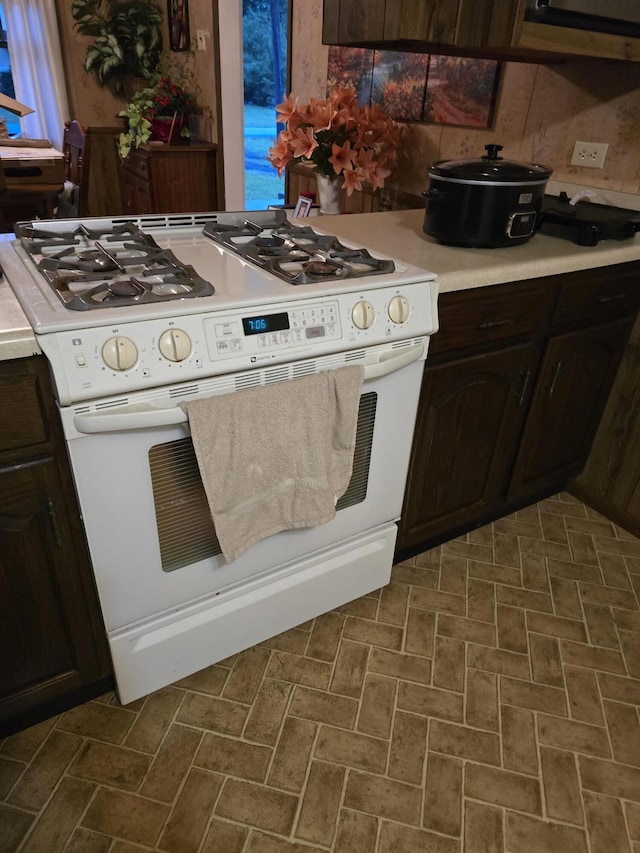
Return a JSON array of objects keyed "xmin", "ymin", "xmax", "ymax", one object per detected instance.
[
  {"xmin": 111, "ymin": 212, "xmax": 221, "ymax": 232},
  {"xmin": 345, "ymin": 350, "xmax": 366, "ymax": 362},
  {"xmin": 73, "ymin": 404, "xmax": 91, "ymax": 415},
  {"xmin": 235, "ymin": 373, "xmax": 261, "ymax": 391},
  {"xmin": 169, "ymin": 385, "xmax": 199, "ymax": 399},
  {"xmin": 95, "ymin": 397, "xmax": 129, "ymax": 410},
  {"xmin": 193, "ymin": 214, "xmax": 219, "ymax": 226},
  {"xmin": 265, "ymin": 366, "xmax": 289, "ymax": 384},
  {"xmin": 292, "ymin": 361, "xmax": 316, "ymax": 377}
]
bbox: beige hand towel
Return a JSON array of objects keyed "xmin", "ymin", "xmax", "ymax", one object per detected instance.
[{"xmin": 180, "ymin": 365, "xmax": 364, "ymax": 563}]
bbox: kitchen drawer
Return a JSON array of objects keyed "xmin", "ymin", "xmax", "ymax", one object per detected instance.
[
  {"xmin": 429, "ymin": 279, "xmax": 554, "ymax": 355},
  {"xmin": 552, "ymin": 264, "xmax": 640, "ymax": 327},
  {"xmin": 124, "ymin": 151, "xmax": 150, "ymax": 181}
]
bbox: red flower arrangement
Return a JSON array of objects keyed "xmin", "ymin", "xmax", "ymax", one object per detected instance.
[
  {"xmin": 148, "ymin": 76, "xmax": 197, "ymax": 119},
  {"xmin": 268, "ymin": 86, "xmax": 400, "ymax": 196}
]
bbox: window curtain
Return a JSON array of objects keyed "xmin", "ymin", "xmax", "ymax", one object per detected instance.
[{"xmin": 4, "ymin": 0, "xmax": 69, "ymax": 150}]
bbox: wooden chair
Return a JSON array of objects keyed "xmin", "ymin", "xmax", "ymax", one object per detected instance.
[
  {"xmin": 61, "ymin": 121, "xmax": 125, "ymax": 217},
  {"xmin": 63, "ymin": 119, "xmax": 85, "ymax": 186}
]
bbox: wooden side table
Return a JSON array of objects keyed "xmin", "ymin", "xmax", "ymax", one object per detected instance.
[{"xmin": 120, "ymin": 142, "xmax": 218, "ymax": 215}]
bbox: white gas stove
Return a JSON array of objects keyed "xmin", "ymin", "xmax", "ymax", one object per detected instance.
[{"xmin": 0, "ymin": 210, "xmax": 439, "ymax": 704}]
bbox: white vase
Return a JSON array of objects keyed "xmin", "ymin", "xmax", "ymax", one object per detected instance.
[{"xmin": 315, "ymin": 173, "xmax": 342, "ymax": 215}]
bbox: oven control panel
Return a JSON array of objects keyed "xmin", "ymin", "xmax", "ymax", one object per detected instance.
[
  {"xmin": 203, "ymin": 300, "xmax": 342, "ymax": 364},
  {"xmin": 42, "ymin": 282, "xmax": 437, "ymax": 405}
]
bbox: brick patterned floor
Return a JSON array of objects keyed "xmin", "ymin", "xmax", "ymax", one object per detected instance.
[{"xmin": 2, "ymin": 492, "xmax": 640, "ymax": 852}]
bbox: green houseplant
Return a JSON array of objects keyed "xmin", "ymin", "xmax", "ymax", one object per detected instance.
[
  {"xmin": 71, "ymin": 0, "xmax": 163, "ymax": 95},
  {"xmin": 117, "ymin": 74, "xmax": 198, "ymax": 158},
  {"xmin": 117, "ymin": 87, "xmax": 154, "ymax": 158}
]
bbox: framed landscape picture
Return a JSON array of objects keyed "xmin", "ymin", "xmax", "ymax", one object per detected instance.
[
  {"xmin": 371, "ymin": 51, "xmax": 430, "ymax": 122},
  {"xmin": 422, "ymin": 55, "xmax": 499, "ymax": 127},
  {"xmin": 327, "ymin": 47, "xmax": 375, "ymax": 107},
  {"xmin": 327, "ymin": 46, "xmax": 500, "ymax": 128}
]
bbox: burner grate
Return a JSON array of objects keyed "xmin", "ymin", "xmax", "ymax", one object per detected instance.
[
  {"xmin": 16, "ymin": 221, "xmax": 215, "ymax": 309},
  {"xmin": 203, "ymin": 218, "xmax": 395, "ymax": 284}
]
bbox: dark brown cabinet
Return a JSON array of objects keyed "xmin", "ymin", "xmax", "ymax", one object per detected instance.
[
  {"xmin": 0, "ymin": 357, "xmax": 111, "ymax": 735},
  {"xmin": 508, "ymin": 318, "xmax": 634, "ymax": 499},
  {"xmin": 397, "ymin": 263, "xmax": 640, "ymax": 559},
  {"xmin": 323, "ymin": 0, "xmax": 461, "ymax": 47},
  {"xmin": 120, "ymin": 142, "xmax": 218, "ymax": 215},
  {"xmin": 322, "ymin": 0, "xmax": 640, "ymax": 62},
  {"xmin": 572, "ymin": 311, "xmax": 640, "ymax": 537},
  {"xmin": 399, "ymin": 342, "xmax": 535, "ymax": 552}
]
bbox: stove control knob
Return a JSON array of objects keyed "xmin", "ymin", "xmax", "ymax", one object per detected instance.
[
  {"xmin": 352, "ymin": 300, "xmax": 375, "ymax": 330},
  {"xmin": 388, "ymin": 295, "xmax": 410, "ymax": 324},
  {"xmin": 159, "ymin": 329, "xmax": 192, "ymax": 362},
  {"xmin": 102, "ymin": 336, "xmax": 138, "ymax": 371}
]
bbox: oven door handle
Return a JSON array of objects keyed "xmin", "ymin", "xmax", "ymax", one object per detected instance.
[
  {"xmin": 362, "ymin": 341, "xmax": 424, "ymax": 380},
  {"xmin": 73, "ymin": 343, "xmax": 425, "ymax": 434}
]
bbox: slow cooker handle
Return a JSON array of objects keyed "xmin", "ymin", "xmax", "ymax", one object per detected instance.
[
  {"xmin": 422, "ymin": 188, "xmax": 448, "ymax": 202},
  {"xmin": 483, "ymin": 144, "xmax": 503, "ymax": 161}
]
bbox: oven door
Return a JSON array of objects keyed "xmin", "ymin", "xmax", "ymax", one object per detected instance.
[{"xmin": 60, "ymin": 340, "xmax": 426, "ymax": 699}]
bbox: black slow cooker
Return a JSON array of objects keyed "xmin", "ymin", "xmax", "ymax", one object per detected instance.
[{"xmin": 423, "ymin": 144, "xmax": 552, "ymax": 248}]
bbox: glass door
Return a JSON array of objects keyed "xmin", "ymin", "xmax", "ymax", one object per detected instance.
[
  {"xmin": 243, "ymin": 0, "xmax": 288, "ymax": 209},
  {"xmin": 217, "ymin": 0, "xmax": 289, "ymax": 211}
]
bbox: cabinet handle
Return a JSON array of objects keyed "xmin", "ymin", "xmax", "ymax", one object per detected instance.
[
  {"xmin": 548, "ymin": 361, "xmax": 562, "ymax": 397},
  {"xmin": 517, "ymin": 369, "xmax": 531, "ymax": 406},
  {"xmin": 596, "ymin": 293, "xmax": 626, "ymax": 304},
  {"xmin": 478, "ymin": 318, "xmax": 513, "ymax": 331},
  {"xmin": 46, "ymin": 497, "xmax": 63, "ymax": 548}
]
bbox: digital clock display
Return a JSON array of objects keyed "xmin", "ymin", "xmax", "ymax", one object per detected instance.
[{"xmin": 242, "ymin": 312, "xmax": 290, "ymax": 336}]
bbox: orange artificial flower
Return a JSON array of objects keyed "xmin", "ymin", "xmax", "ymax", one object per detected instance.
[{"xmin": 267, "ymin": 85, "xmax": 399, "ymax": 195}]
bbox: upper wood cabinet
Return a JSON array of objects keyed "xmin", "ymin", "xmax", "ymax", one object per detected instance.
[{"xmin": 322, "ymin": 0, "xmax": 640, "ymax": 62}]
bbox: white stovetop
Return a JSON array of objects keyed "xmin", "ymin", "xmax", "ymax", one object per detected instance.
[
  {"xmin": 0, "ymin": 220, "xmax": 436, "ymax": 336},
  {"xmin": 4, "ymin": 189, "xmax": 640, "ymax": 360}
]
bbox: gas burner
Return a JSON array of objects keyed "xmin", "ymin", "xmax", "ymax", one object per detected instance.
[
  {"xmin": 16, "ymin": 221, "xmax": 215, "ymax": 309},
  {"xmin": 330, "ymin": 248, "xmax": 395, "ymax": 276},
  {"xmin": 203, "ymin": 219, "xmax": 395, "ymax": 285},
  {"xmin": 268, "ymin": 256, "xmax": 349, "ymax": 285},
  {"xmin": 50, "ymin": 266, "xmax": 213, "ymax": 311}
]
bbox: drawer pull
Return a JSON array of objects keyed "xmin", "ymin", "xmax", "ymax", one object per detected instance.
[
  {"xmin": 548, "ymin": 361, "xmax": 562, "ymax": 397},
  {"xmin": 517, "ymin": 369, "xmax": 531, "ymax": 406},
  {"xmin": 596, "ymin": 293, "xmax": 626, "ymax": 305},
  {"xmin": 478, "ymin": 318, "xmax": 513, "ymax": 331},
  {"xmin": 46, "ymin": 497, "xmax": 63, "ymax": 548}
]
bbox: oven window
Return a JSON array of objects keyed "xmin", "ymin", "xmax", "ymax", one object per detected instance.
[{"xmin": 149, "ymin": 392, "xmax": 378, "ymax": 572}]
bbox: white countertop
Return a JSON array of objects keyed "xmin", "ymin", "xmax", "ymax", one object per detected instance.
[
  {"xmin": 2, "ymin": 208, "xmax": 640, "ymax": 361},
  {"xmin": 0, "ymin": 230, "xmax": 40, "ymax": 360},
  {"xmin": 308, "ymin": 208, "xmax": 640, "ymax": 294}
]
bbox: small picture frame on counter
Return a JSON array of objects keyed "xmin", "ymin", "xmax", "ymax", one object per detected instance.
[{"xmin": 294, "ymin": 194, "xmax": 314, "ymax": 218}]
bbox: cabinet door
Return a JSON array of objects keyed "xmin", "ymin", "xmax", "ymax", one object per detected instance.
[
  {"xmin": 384, "ymin": 0, "xmax": 458, "ymax": 42},
  {"xmin": 397, "ymin": 342, "xmax": 534, "ymax": 554},
  {"xmin": 508, "ymin": 317, "xmax": 634, "ymax": 500},
  {"xmin": 149, "ymin": 148, "xmax": 216, "ymax": 213},
  {"xmin": 323, "ymin": 0, "xmax": 458, "ymax": 44},
  {"xmin": 0, "ymin": 459, "xmax": 105, "ymax": 722}
]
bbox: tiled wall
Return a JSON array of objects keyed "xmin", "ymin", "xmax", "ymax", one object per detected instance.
[{"xmin": 292, "ymin": 0, "xmax": 640, "ymax": 199}]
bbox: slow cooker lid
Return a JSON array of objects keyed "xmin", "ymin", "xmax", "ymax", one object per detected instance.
[{"xmin": 429, "ymin": 143, "xmax": 552, "ymax": 183}]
